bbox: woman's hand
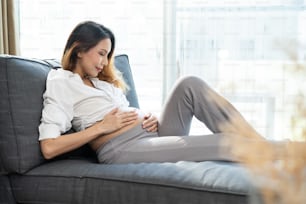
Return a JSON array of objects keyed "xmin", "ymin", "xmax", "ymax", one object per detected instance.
[
  {"xmin": 97, "ymin": 108, "xmax": 138, "ymax": 134},
  {"xmin": 142, "ymin": 113, "xmax": 158, "ymax": 132}
]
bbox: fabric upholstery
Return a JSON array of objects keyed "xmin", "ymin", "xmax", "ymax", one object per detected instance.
[
  {"xmin": 114, "ymin": 54, "xmax": 139, "ymax": 108},
  {"xmin": 0, "ymin": 56, "xmax": 49, "ymax": 173},
  {"xmin": 11, "ymin": 159, "xmax": 252, "ymax": 204},
  {"xmin": 0, "ymin": 175, "xmax": 16, "ymax": 204}
]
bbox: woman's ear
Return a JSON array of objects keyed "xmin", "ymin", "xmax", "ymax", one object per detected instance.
[{"xmin": 77, "ymin": 52, "xmax": 83, "ymax": 58}]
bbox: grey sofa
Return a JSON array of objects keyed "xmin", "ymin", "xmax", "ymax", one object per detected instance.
[{"xmin": 0, "ymin": 54, "xmax": 255, "ymax": 204}]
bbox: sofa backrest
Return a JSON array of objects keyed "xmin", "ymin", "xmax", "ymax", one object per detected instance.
[{"xmin": 0, "ymin": 54, "xmax": 139, "ymax": 174}]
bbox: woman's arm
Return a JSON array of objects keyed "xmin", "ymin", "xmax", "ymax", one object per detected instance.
[{"xmin": 40, "ymin": 108, "xmax": 138, "ymax": 159}]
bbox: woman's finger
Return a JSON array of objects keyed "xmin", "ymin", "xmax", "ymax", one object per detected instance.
[{"xmin": 146, "ymin": 124, "xmax": 158, "ymax": 132}]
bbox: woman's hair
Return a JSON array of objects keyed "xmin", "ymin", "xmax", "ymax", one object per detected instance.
[{"xmin": 61, "ymin": 21, "xmax": 127, "ymax": 91}]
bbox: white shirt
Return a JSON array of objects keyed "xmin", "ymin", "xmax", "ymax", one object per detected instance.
[{"xmin": 38, "ymin": 69, "xmax": 130, "ymax": 140}]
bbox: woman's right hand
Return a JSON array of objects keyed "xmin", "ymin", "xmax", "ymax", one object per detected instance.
[{"xmin": 95, "ymin": 108, "xmax": 138, "ymax": 134}]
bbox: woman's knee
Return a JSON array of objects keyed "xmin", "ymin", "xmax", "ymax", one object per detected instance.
[{"xmin": 176, "ymin": 76, "xmax": 208, "ymax": 90}]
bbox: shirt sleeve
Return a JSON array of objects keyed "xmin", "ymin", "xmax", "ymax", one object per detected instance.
[{"xmin": 38, "ymin": 76, "xmax": 74, "ymax": 141}]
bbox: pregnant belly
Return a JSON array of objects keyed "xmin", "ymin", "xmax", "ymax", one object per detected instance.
[{"xmin": 89, "ymin": 108, "xmax": 145, "ymax": 151}]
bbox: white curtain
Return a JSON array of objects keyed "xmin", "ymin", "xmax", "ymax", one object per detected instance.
[{"xmin": 174, "ymin": 1, "xmax": 306, "ymax": 139}]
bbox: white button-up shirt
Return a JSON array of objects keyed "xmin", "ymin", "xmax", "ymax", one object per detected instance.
[{"xmin": 38, "ymin": 69, "xmax": 130, "ymax": 140}]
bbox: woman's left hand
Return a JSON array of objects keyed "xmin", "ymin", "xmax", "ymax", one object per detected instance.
[{"xmin": 142, "ymin": 113, "xmax": 158, "ymax": 132}]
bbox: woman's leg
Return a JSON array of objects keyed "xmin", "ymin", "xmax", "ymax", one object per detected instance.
[
  {"xmin": 97, "ymin": 76, "xmax": 262, "ymax": 164},
  {"xmin": 158, "ymin": 76, "xmax": 262, "ymax": 139},
  {"xmin": 113, "ymin": 134, "xmax": 234, "ymax": 164},
  {"xmin": 97, "ymin": 124, "xmax": 234, "ymax": 164}
]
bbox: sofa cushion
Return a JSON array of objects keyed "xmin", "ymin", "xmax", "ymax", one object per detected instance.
[
  {"xmin": 10, "ymin": 159, "xmax": 252, "ymax": 204},
  {"xmin": 0, "ymin": 54, "xmax": 139, "ymax": 174},
  {"xmin": 114, "ymin": 54, "xmax": 139, "ymax": 108},
  {"xmin": 0, "ymin": 175, "xmax": 16, "ymax": 204},
  {"xmin": 0, "ymin": 56, "xmax": 50, "ymax": 174}
]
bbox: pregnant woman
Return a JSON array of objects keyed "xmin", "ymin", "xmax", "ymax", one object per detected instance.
[{"xmin": 39, "ymin": 21, "xmax": 263, "ymax": 164}]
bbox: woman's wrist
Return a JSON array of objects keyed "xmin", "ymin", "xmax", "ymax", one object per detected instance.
[{"xmin": 87, "ymin": 121, "xmax": 107, "ymax": 138}]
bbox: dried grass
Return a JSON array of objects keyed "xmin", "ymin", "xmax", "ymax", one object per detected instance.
[{"xmin": 223, "ymin": 42, "xmax": 306, "ymax": 204}]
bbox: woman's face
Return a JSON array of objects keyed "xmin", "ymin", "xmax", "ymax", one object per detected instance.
[{"xmin": 75, "ymin": 38, "xmax": 112, "ymax": 78}]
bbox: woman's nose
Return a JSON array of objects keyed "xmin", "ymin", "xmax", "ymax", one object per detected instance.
[{"xmin": 101, "ymin": 57, "xmax": 108, "ymax": 66}]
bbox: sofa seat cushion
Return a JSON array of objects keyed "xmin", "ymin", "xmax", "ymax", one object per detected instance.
[{"xmin": 10, "ymin": 159, "xmax": 253, "ymax": 204}]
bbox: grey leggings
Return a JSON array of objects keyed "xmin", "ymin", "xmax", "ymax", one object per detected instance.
[{"xmin": 97, "ymin": 76, "xmax": 261, "ymax": 164}]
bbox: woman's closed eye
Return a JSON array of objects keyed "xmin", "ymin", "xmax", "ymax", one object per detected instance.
[
  {"xmin": 98, "ymin": 49, "xmax": 109, "ymax": 57},
  {"xmin": 99, "ymin": 52, "xmax": 106, "ymax": 57}
]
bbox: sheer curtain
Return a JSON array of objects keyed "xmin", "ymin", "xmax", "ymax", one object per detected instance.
[
  {"xmin": 169, "ymin": 0, "xmax": 306, "ymax": 139},
  {"xmin": 0, "ymin": 0, "xmax": 20, "ymax": 55}
]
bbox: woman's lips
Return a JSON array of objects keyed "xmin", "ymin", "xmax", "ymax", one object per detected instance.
[{"xmin": 96, "ymin": 67, "xmax": 103, "ymax": 72}]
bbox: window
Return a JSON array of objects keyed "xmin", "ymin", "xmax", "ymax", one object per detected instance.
[
  {"xmin": 19, "ymin": 0, "xmax": 163, "ymax": 114},
  {"xmin": 172, "ymin": 0, "xmax": 306, "ymax": 139},
  {"xmin": 19, "ymin": 0, "xmax": 306, "ymax": 140}
]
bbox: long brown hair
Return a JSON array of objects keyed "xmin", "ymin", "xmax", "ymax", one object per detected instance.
[{"xmin": 61, "ymin": 21, "xmax": 127, "ymax": 91}]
